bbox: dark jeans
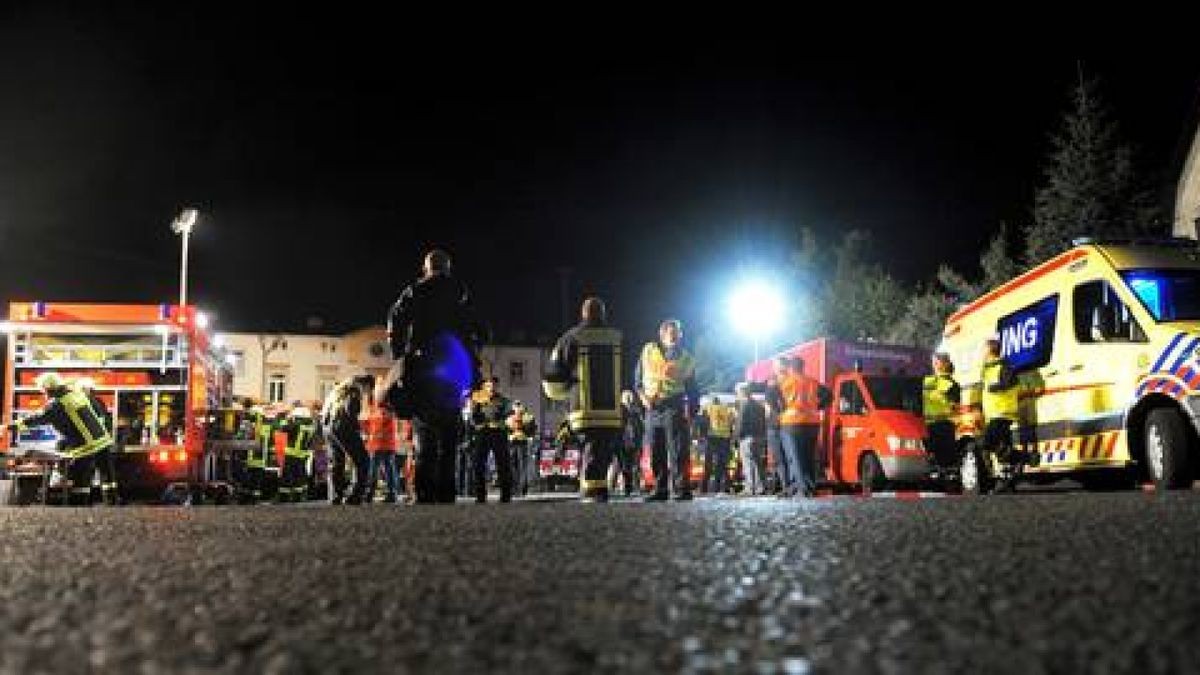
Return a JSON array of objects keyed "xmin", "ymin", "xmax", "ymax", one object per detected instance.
[
  {"xmin": 280, "ymin": 455, "xmax": 308, "ymax": 501},
  {"xmin": 510, "ymin": 440, "xmax": 530, "ymax": 496},
  {"xmin": 473, "ymin": 430, "xmax": 511, "ymax": 502},
  {"xmin": 703, "ymin": 436, "xmax": 732, "ymax": 494},
  {"xmin": 646, "ymin": 407, "xmax": 690, "ymax": 497},
  {"xmin": 413, "ymin": 414, "xmax": 461, "ymax": 504},
  {"xmin": 368, "ymin": 451, "xmax": 399, "ymax": 500},
  {"xmin": 614, "ymin": 439, "xmax": 639, "ymax": 494},
  {"xmin": 781, "ymin": 424, "xmax": 819, "ymax": 496},
  {"xmin": 328, "ymin": 427, "xmax": 370, "ymax": 501},
  {"xmin": 984, "ymin": 418, "xmax": 1015, "ymax": 458},
  {"xmin": 926, "ymin": 420, "xmax": 958, "ymax": 467},
  {"xmin": 766, "ymin": 426, "xmax": 786, "ymax": 493}
]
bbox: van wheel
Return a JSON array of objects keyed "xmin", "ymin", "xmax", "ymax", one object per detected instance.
[
  {"xmin": 859, "ymin": 453, "xmax": 887, "ymax": 494},
  {"xmin": 1145, "ymin": 408, "xmax": 1193, "ymax": 490},
  {"xmin": 959, "ymin": 442, "xmax": 994, "ymax": 496}
]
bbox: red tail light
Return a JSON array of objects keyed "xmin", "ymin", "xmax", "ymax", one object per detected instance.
[{"xmin": 158, "ymin": 451, "xmax": 169, "ymax": 463}]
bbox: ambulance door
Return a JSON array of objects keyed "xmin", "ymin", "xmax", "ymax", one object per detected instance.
[
  {"xmin": 831, "ymin": 377, "xmax": 869, "ymax": 483},
  {"xmin": 1059, "ymin": 278, "xmax": 1150, "ymax": 464}
]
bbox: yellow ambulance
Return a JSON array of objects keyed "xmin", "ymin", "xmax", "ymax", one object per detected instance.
[{"xmin": 939, "ymin": 238, "xmax": 1200, "ymax": 493}]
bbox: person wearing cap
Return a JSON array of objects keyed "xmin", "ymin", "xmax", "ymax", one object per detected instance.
[
  {"xmin": 386, "ymin": 249, "xmax": 485, "ymax": 504},
  {"xmin": 634, "ymin": 318, "xmax": 699, "ymax": 502},
  {"xmin": 278, "ymin": 401, "xmax": 318, "ymax": 502},
  {"xmin": 506, "ymin": 400, "xmax": 538, "ymax": 497},
  {"xmin": 4, "ymin": 373, "xmax": 116, "ymax": 506},
  {"xmin": 922, "ymin": 353, "xmax": 961, "ymax": 474}
]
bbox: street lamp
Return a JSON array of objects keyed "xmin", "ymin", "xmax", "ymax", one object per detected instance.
[
  {"xmin": 170, "ymin": 208, "xmax": 199, "ymax": 310},
  {"xmin": 727, "ymin": 279, "xmax": 785, "ymax": 363}
]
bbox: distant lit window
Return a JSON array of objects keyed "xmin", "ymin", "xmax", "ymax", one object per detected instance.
[
  {"xmin": 318, "ymin": 378, "xmax": 336, "ymax": 402},
  {"xmin": 268, "ymin": 373, "xmax": 286, "ymax": 403},
  {"xmin": 232, "ymin": 350, "xmax": 246, "ymax": 377}
]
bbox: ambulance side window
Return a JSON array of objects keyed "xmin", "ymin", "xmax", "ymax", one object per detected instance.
[
  {"xmin": 837, "ymin": 381, "xmax": 866, "ymax": 416},
  {"xmin": 1073, "ymin": 280, "xmax": 1147, "ymax": 344}
]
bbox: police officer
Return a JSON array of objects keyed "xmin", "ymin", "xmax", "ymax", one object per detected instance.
[
  {"xmin": 506, "ymin": 400, "xmax": 537, "ymax": 497},
  {"xmin": 386, "ymin": 249, "xmax": 483, "ymax": 504},
  {"xmin": 922, "ymin": 353, "xmax": 961, "ymax": 476},
  {"xmin": 279, "ymin": 403, "xmax": 318, "ymax": 502},
  {"xmin": 6, "ymin": 373, "xmax": 116, "ymax": 506},
  {"xmin": 543, "ymin": 296, "xmax": 624, "ymax": 502},
  {"xmin": 468, "ymin": 377, "xmax": 513, "ymax": 503},
  {"xmin": 635, "ymin": 318, "xmax": 698, "ymax": 502}
]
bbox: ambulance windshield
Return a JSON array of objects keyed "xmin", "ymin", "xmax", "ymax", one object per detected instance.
[
  {"xmin": 865, "ymin": 377, "xmax": 923, "ymax": 415},
  {"xmin": 1120, "ymin": 270, "xmax": 1200, "ymax": 322}
]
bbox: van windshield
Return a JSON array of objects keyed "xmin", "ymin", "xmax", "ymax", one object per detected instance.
[
  {"xmin": 864, "ymin": 377, "xmax": 923, "ymax": 415},
  {"xmin": 1120, "ymin": 270, "xmax": 1200, "ymax": 321}
]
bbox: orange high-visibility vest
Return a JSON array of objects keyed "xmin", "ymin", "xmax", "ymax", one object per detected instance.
[
  {"xmin": 779, "ymin": 373, "xmax": 821, "ymax": 426},
  {"xmin": 363, "ymin": 404, "xmax": 400, "ymax": 454}
]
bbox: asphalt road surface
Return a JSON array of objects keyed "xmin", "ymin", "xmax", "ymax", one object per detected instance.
[{"xmin": 1, "ymin": 490, "xmax": 1199, "ymax": 674}]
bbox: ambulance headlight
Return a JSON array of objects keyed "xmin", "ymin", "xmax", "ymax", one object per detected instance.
[{"xmin": 887, "ymin": 436, "xmax": 924, "ymax": 452}]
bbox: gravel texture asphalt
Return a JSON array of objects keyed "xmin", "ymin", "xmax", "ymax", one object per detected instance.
[{"xmin": 1, "ymin": 490, "xmax": 1199, "ymax": 674}]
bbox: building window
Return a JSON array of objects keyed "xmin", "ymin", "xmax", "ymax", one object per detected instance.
[
  {"xmin": 509, "ymin": 360, "xmax": 527, "ymax": 386},
  {"xmin": 268, "ymin": 373, "xmax": 287, "ymax": 404},
  {"xmin": 318, "ymin": 378, "xmax": 336, "ymax": 403},
  {"xmin": 231, "ymin": 350, "xmax": 246, "ymax": 377}
]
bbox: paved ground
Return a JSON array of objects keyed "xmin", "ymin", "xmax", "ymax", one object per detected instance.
[{"xmin": 1, "ymin": 490, "xmax": 1199, "ymax": 674}]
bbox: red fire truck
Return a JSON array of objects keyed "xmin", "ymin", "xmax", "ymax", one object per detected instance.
[{"xmin": 1, "ymin": 302, "xmax": 239, "ymax": 502}]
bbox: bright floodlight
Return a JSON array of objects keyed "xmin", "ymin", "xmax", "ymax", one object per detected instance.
[
  {"xmin": 171, "ymin": 208, "xmax": 198, "ymax": 235},
  {"xmin": 728, "ymin": 280, "xmax": 785, "ymax": 338},
  {"xmin": 195, "ymin": 311, "xmax": 210, "ymax": 330}
]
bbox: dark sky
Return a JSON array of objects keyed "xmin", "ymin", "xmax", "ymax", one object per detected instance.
[{"xmin": 2, "ymin": 9, "xmax": 1198, "ymax": 354}]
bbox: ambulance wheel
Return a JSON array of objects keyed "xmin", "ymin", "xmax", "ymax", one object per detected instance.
[
  {"xmin": 1145, "ymin": 408, "xmax": 1193, "ymax": 490},
  {"xmin": 859, "ymin": 453, "xmax": 887, "ymax": 494},
  {"xmin": 959, "ymin": 442, "xmax": 994, "ymax": 496}
]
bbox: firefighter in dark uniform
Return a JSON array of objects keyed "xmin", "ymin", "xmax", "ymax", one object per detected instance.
[
  {"xmin": 241, "ymin": 404, "xmax": 275, "ymax": 504},
  {"xmin": 386, "ymin": 249, "xmax": 483, "ymax": 504},
  {"xmin": 635, "ymin": 319, "xmax": 699, "ymax": 501},
  {"xmin": 543, "ymin": 296, "xmax": 624, "ymax": 502},
  {"xmin": 922, "ymin": 352, "xmax": 961, "ymax": 475},
  {"xmin": 6, "ymin": 372, "xmax": 116, "ymax": 506},
  {"xmin": 74, "ymin": 377, "xmax": 120, "ymax": 505},
  {"xmin": 468, "ymin": 377, "xmax": 513, "ymax": 503},
  {"xmin": 278, "ymin": 404, "xmax": 317, "ymax": 502},
  {"xmin": 506, "ymin": 400, "xmax": 538, "ymax": 497}
]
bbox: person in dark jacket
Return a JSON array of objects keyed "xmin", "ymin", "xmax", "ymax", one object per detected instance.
[
  {"xmin": 385, "ymin": 250, "xmax": 483, "ymax": 504},
  {"xmin": 5, "ymin": 372, "xmax": 115, "ymax": 506},
  {"xmin": 543, "ymin": 297, "xmax": 624, "ymax": 502},
  {"xmin": 616, "ymin": 390, "xmax": 644, "ymax": 496},
  {"xmin": 732, "ymin": 382, "xmax": 767, "ymax": 496},
  {"xmin": 322, "ymin": 377, "xmax": 370, "ymax": 505}
]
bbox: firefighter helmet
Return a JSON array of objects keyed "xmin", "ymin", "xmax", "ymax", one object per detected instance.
[{"xmin": 35, "ymin": 372, "xmax": 64, "ymax": 390}]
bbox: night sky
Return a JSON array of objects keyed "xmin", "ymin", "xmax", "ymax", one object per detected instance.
[{"xmin": 2, "ymin": 9, "xmax": 1198, "ymax": 355}]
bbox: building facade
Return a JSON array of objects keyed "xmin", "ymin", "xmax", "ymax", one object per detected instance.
[{"xmin": 221, "ymin": 327, "xmax": 562, "ymax": 436}]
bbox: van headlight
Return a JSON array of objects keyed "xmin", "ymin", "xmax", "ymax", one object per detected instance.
[{"xmin": 887, "ymin": 436, "xmax": 924, "ymax": 451}]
